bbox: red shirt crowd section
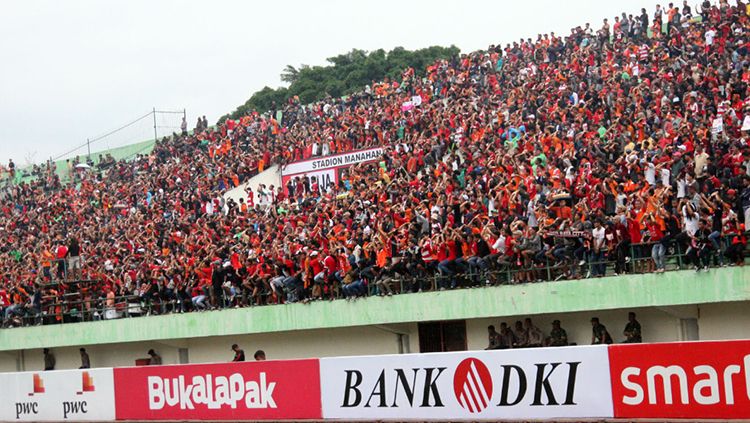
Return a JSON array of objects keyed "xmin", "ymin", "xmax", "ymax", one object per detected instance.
[{"xmin": 1, "ymin": 2, "xmax": 750, "ymax": 322}]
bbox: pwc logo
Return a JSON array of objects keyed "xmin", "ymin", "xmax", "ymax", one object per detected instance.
[
  {"xmin": 27, "ymin": 374, "xmax": 45, "ymax": 396},
  {"xmin": 76, "ymin": 371, "xmax": 95, "ymax": 395},
  {"xmin": 453, "ymin": 358, "xmax": 493, "ymax": 414}
]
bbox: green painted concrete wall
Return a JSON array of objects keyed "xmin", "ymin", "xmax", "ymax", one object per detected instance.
[{"xmin": 1, "ymin": 267, "xmax": 747, "ymax": 352}]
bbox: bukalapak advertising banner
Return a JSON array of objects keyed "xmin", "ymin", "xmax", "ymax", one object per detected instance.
[
  {"xmin": 113, "ymin": 359, "xmax": 321, "ymax": 421},
  {"xmin": 320, "ymin": 345, "xmax": 613, "ymax": 420}
]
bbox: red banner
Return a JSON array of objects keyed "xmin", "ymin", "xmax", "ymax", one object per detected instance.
[
  {"xmin": 113, "ymin": 359, "xmax": 321, "ymax": 421},
  {"xmin": 608, "ymin": 340, "xmax": 750, "ymax": 420}
]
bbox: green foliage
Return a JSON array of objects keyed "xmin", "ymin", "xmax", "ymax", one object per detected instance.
[{"xmin": 220, "ymin": 45, "xmax": 460, "ymax": 123}]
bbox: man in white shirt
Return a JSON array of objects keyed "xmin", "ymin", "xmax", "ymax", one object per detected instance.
[
  {"xmin": 682, "ymin": 203, "xmax": 700, "ymax": 236},
  {"xmin": 705, "ymin": 27, "xmax": 716, "ymax": 47},
  {"xmin": 591, "ymin": 220, "xmax": 607, "ymax": 277}
]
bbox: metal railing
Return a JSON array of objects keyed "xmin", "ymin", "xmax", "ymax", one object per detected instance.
[{"xmin": 1, "ymin": 238, "xmax": 746, "ymax": 329}]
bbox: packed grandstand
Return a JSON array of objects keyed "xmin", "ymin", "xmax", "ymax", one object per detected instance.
[{"xmin": 1, "ymin": 0, "xmax": 750, "ymax": 328}]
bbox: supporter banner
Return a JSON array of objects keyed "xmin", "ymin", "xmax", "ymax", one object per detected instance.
[
  {"xmin": 609, "ymin": 340, "xmax": 750, "ymax": 420},
  {"xmin": 320, "ymin": 346, "xmax": 613, "ymax": 420},
  {"xmin": 280, "ymin": 147, "xmax": 384, "ymax": 176},
  {"xmin": 113, "ymin": 359, "xmax": 321, "ymax": 421},
  {"xmin": 0, "ymin": 369, "xmax": 115, "ymax": 421},
  {"xmin": 281, "ymin": 168, "xmax": 336, "ymax": 197}
]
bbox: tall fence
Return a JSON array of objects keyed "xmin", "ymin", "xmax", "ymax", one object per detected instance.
[{"xmin": 4, "ymin": 109, "xmax": 185, "ymax": 186}]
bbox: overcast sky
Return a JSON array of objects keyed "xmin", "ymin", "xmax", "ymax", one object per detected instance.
[{"xmin": 1, "ymin": 0, "xmax": 666, "ymax": 165}]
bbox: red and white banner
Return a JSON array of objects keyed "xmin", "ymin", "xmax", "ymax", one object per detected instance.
[
  {"xmin": 280, "ymin": 147, "xmax": 384, "ymax": 196},
  {"xmin": 609, "ymin": 340, "xmax": 750, "ymax": 420},
  {"xmin": 113, "ymin": 359, "xmax": 321, "ymax": 421},
  {"xmin": 320, "ymin": 346, "xmax": 613, "ymax": 420},
  {"xmin": 0, "ymin": 369, "xmax": 115, "ymax": 421}
]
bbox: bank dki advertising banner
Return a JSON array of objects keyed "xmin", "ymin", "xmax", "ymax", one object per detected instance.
[
  {"xmin": 609, "ymin": 339, "xmax": 750, "ymax": 420},
  {"xmin": 320, "ymin": 345, "xmax": 613, "ymax": 420},
  {"xmin": 280, "ymin": 147, "xmax": 384, "ymax": 196},
  {"xmin": 0, "ymin": 368, "xmax": 115, "ymax": 421},
  {"xmin": 113, "ymin": 359, "xmax": 321, "ymax": 421}
]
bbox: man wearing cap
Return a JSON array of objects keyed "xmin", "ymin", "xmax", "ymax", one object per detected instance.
[{"xmin": 231, "ymin": 344, "xmax": 245, "ymax": 362}]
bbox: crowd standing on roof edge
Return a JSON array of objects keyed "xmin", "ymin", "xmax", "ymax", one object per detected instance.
[{"xmin": 1, "ymin": 1, "xmax": 750, "ymax": 328}]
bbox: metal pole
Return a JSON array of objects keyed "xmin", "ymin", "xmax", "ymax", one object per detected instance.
[
  {"xmin": 86, "ymin": 138, "xmax": 90, "ymax": 159},
  {"xmin": 153, "ymin": 107, "xmax": 158, "ymax": 141}
]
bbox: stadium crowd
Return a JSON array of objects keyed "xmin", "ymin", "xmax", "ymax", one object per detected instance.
[{"xmin": 1, "ymin": 1, "xmax": 750, "ymax": 326}]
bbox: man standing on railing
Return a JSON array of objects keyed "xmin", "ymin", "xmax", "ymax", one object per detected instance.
[{"xmin": 67, "ymin": 237, "xmax": 82, "ymax": 280}]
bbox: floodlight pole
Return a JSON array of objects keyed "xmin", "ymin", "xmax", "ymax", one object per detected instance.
[
  {"xmin": 153, "ymin": 107, "xmax": 158, "ymax": 142},
  {"xmin": 86, "ymin": 138, "xmax": 90, "ymax": 159}
]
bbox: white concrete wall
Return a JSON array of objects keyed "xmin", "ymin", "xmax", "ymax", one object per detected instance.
[
  {"xmin": 696, "ymin": 302, "xmax": 750, "ymax": 340},
  {"xmin": 223, "ymin": 165, "xmax": 281, "ymax": 204},
  {"xmin": 3, "ymin": 302, "xmax": 747, "ymax": 372}
]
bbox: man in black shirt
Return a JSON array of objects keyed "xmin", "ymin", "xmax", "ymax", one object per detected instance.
[
  {"xmin": 639, "ymin": 8, "xmax": 649, "ymax": 40},
  {"xmin": 43, "ymin": 348, "xmax": 56, "ymax": 371},
  {"xmin": 67, "ymin": 237, "xmax": 82, "ymax": 280},
  {"xmin": 211, "ymin": 261, "xmax": 226, "ymax": 309},
  {"xmin": 687, "ymin": 219, "xmax": 713, "ymax": 271},
  {"xmin": 546, "ymin": 320, "xmax": 569, "ymax": 346},
  {"xmin": 591, "ymin": 317, "xmax": 612, "ymax": 344},
  {"xmin": 485, "ymin": 325, "xmax": 501, "ymax": 350},
  {"xmin": 623, "ymin": 312, "xmax": 643, "ymax": 343},
  {"xmin": 231, "ymin": 344, "xmax": 245, "ymax": 362}
]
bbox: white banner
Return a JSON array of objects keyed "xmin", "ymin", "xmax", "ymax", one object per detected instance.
[
  {"xmin": 320, "ymin": 345, "xmax": 613, "ymax": 420},
  {"xmin": 281, "ymin": 168, "xmax": 336, "ymax": 196},
  {"xmin": 280, "ymin": 147, "xmax": 384, "ymax": 176},
  {"xmin": 0, "ymin": 368, "xmax": 115, "ymax": 421}
]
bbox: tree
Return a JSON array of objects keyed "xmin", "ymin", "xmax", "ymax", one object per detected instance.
[
  {"xmin": 220, "ymin": 45, "xmax": 460, "ymax": 123},
  {"xmin": 280, "ymin": 65, "xmax": 300, "ymax": 84}
]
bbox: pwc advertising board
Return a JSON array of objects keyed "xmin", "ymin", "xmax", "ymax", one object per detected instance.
[
  {"xmin": 113, "ymin": 359, "xmax": 321, "ymax": 421},
  {"xmin": 320, "ymin": 345, "xmax": 614, "ymax": 420},
  {"xmin": 608, "ymin": 339, "xmax": 750, "ymax": 420},
  {"xmin": 0, "ymin": 368, "xmax": 115, "ymax": 421}
]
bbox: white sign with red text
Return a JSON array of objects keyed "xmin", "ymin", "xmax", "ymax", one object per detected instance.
[
  {"xmin": 320, "ymin": 345, "xmax": 613, "ymax": 420},
  {"xmin": 0, "ymin": 369, "xmax": 115, "ymax": 421}
]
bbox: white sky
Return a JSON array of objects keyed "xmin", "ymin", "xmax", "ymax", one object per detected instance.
[{"xmin": 0, "ymin": 0, "xmax": 666, "ymax": 165}]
